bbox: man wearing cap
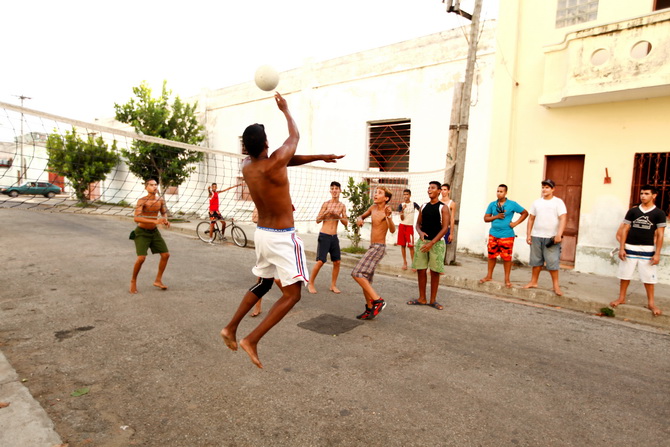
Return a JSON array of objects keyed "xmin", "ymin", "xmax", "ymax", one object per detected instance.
[{"xmin": 523, "ymin": 179, "xmax": 567, "ymax": 296}]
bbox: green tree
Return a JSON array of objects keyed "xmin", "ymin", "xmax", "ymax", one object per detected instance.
[
  {"xmin": 114, "ymin": 81, "xmax": 205, "ymax": 189},
  {"xmin": 46, "ymin": 127, "xmax": 120, "ymax": 204},
  {"xmin": 341, "ymin": 176, "xmax": 374, "ymax": 248}
]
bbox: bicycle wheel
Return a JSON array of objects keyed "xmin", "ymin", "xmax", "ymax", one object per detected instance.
[
  {"xmin": 231, "ymin": 225, "xmax": 247, "ymax": 247},
  {"xmin": 196, "ymin": 221, "xmax": 216, "ymax": 243}
]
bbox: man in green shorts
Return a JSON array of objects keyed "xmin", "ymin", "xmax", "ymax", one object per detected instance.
[
  {"xmin": 407, "ymin": 181, "xmax": 450, "ymax": 310},
  {"xmin": 130, "ymin": 178, "xmax": 171, "ymax": 294}
]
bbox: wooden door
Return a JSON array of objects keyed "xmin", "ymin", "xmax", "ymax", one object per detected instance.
[
  {"xmin": 48, "ymin": 172, "xmax": 65, "ymax": 192},
  {"xmin": 545, "ymin": 155, "xmax": 584, "ymax": 265}
]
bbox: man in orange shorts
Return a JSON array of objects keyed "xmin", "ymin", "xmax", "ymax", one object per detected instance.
[{"xmin": 480, "ymin": 184, "xmax": 528, "ymax": 287}]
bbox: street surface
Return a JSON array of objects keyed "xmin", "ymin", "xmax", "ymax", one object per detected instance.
[{"xmin": 1, "ymin": 209, "xmax": 669, "ymax": 446}]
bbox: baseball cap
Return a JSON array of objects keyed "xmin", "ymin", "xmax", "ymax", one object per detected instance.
[{"xmin": 541, "ymin": 179, "xmax": 555, "ymax": 188}]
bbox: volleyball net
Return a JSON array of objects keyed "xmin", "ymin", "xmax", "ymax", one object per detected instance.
[{"xmin": 0, "ymin": 102, "xmax": 445, "ymax": 226}]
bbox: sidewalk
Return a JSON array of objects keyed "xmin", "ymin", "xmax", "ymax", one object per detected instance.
[{"xmin": 171, "ymin": 219, "xmax": 670, "ymax": 331}]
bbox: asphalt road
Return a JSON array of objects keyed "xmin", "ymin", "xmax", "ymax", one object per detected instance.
[{"xmin": 1, "ymin": 209, "xmax": 669, "ymax": 447}]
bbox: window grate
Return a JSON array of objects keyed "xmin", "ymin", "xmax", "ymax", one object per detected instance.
[
  {"xmin": 630, "ymin": 152, "xmax": 670, "ymax": 218},
  {"xmin": 369, "ymin": 120, "xmax": 410, "ymax": 172}
]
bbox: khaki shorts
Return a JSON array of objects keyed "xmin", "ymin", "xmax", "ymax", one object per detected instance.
[
  {"xmin": 134, "ymin": 226, "xmax": 169, "ymax": 256},
  {"xmin": 412, "ymin": 239, "xmax": 445, "ymax": 273}
]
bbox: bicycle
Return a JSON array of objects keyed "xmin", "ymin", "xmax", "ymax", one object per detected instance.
[{"xmin": 196, "ymin": 217, "xmax": 247, "ymax": 247}]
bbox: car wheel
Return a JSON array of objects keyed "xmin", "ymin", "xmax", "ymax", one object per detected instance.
[
  {"xmin": 46, "ymin": 192, "xmax": 56, "ymax": 198},
  {"xmin": 8, "ymin": 191, "xmax": 18, "ymax": 198}
]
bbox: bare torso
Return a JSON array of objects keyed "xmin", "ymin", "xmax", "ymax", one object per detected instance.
[
  {"xmin": 369, "ymin": 205, "xmax": 391, "ymax": 244},
  {"xmin": 243, "ymin": 157, "xmax": 294, "ymax": 230},
  {"xmin": 319, "ymin": 200, "xmax": 346, "ymax": 235},
  {"xmin": 135, "ymin": 195, "xmax": 167, "ymax": 230}
]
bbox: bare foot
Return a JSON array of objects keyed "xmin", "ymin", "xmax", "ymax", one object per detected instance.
[
  {"xmin": 479, "ymin": 277, "xmax": 492, "ymax": 284},
  {"xmin": 239, "ymin": 338, "xmax": 263, "ymax": 369},
  {"xmin": 308, "ymin": 283, "xmax": 317, "ymax": 294},
  {"xmin": 554, "ymin": 287, "xmax": 563, "ymax": 296},
  {"xmin": 129, "ymin": 280, "xmax": 138, "ymax": 294},
  {"xmin": 505, "ymin": 282, "xmax": 513, "ymax": 288},
  {"xmin": 250, "ymin": 310, "xmax": 261, "ymax": 317},
  {"xmin": 329, "ymin": 286, "xmax": 341, "ymax": 294},
  {"xmin": 401, "ymin": 263, "xmax": 407, "ymax": 270},
  {"xmin": 153, "ymin": 282, "xmax": 168, "ymax": 290},
  {"xmin": 610, "ymin": 298, "xmax": 625, "ymax": 308},
  {"xmin": 220, "ymin": 328, "xmax": 237, "ymax": 351},
  {"xmin": 522, "ymin": 283, "xmax": 538, "ymax": 289},
  {"xmin": 645, "ymin": 305, "xmax": 662, "ymax": 316}
]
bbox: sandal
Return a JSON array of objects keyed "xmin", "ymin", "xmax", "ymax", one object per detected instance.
[
  {"xmin": 427, "ymin": 302, "xmax": 444, "ymax": 310},
  {"xmin": 406, "ymin": 299, "xmax": 426, "ymax": 305}
]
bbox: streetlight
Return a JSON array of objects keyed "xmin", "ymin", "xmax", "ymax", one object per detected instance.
[{"xmin": 13, "ymin": 94, "xmax": 32, "ymax": 183}]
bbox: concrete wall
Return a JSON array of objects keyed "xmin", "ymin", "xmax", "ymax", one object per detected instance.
[{"xmin": 195, "ymin": 24, "xmax": 498, "ymax": 251}]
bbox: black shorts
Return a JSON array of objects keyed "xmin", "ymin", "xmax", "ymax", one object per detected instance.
[
  {"xmin": 316, "ymin": 233, "xmax": 341, "ymax": 263},
  {"xmin": 209, "ymin": 211, "xmax": 223, "ymax": 220}
]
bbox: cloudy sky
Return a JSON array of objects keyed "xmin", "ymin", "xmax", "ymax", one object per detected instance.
[{"xmin": 1, "ymin": 0, "xmax": 498, "ymax": 121}]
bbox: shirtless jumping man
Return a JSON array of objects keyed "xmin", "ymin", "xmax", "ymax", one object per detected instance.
[
  {"xmin": 220, "ymin": 92, "xmax": 343, "ymax": 368},
  {"xmin": 129, "ymin": 178, "xmax": 171, "ymax": 294}
]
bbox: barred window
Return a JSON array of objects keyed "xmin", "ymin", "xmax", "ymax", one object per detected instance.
[
  {"xmin": 630, "ymin": 153, "xmax": 670, "ymax": 218},
  {"xmin": 368, "ymin": 120, "xmax": 410, "ymax": 172},
  {"xmin": 236, "ymin": 175, "xmax": 252, "ymax": 201},
  {"xmin": 556, "ymin": 0, "xmax": 598, "ymax": 28}
]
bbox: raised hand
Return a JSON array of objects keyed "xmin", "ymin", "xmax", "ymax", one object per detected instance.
[{"xmin": 275, "ymin": 92, "xmax": 288, "ymax": 112}]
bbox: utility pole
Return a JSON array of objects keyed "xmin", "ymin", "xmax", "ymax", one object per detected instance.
[
  {"xmin": 443, "ymin": 0, "xmax": 483, "ymax": 265},
  {"xmin": 13, "ymin": 94, "xmax": 32, "ymax": 183}
]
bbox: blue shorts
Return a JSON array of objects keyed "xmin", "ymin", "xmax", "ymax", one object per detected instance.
[{"xmin": 316, "ymin": 233, "xmax": 341, "ymax": 263}]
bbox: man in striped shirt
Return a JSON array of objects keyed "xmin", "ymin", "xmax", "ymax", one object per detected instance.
[{"xmin": 610, "ymin": 185, "xmax": 666, "ymax": 316}]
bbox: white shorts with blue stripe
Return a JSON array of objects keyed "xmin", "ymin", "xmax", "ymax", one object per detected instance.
[
  {"xmin": 252, "ymin": 227, "xmax": 310, "ymax": 287},
  {"xmin": 617, "ymin": 244, "xmax": 658, "ymax": 284}
]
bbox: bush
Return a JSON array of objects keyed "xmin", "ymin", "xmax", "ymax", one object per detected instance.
[{"xmin": 341, "ymin": 177, "xmax": 373, "ymax": 249}]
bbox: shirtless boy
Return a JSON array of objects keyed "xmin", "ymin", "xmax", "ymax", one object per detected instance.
[
  {"xmin": 308, "ymin": 181, "xmax": 349, "ymax": 294},
  {"xmin": 220, "ymin": 92, "xmax": 343, "ymax": 368},
  {"xmin": 130, "ymin": 178, "xmax": 171, "ymax": 294},
  {"xmin": 351, "ymin": 187, "xmax": 396, "ymax": 320}
]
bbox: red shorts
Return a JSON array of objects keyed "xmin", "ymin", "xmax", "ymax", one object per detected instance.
[
  {"xmin": 397, "ymin": 224, "xmax": 415, "ymax": 247},
  {"xmin": 487, "ymin": 235, "xmax": 514, "ymax": 261}
]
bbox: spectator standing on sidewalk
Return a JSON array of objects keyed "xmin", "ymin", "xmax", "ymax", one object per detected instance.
[
  {"xmin": 407, "ymin": 181, "xmax": 450, "ymax": 310},
  {"xmin": 610, "ymin": 184, "xmax": 666, "ymax": 316},
  {"xmin": 308, "ymin": 181, "xmax": 349, "ymax": 294},
  {"xmin": 523, "ymin": 179, "xmax": 567, "ymax": 296},
  {"xmin": 480, "ymin": 184, "xmax": 528, "ymax": 288},
  {"xmin": 440, "ymin": 183, "xmax": 457, "ymax": 244},
  {"xmin": 397, "ymin": 189, "xmax": 420, "ymax": 270}
]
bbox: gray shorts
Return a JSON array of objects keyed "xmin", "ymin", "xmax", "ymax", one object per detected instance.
[{"xmin": 529, "ymin": 237, "xmax": 561, "ymax": 271}]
